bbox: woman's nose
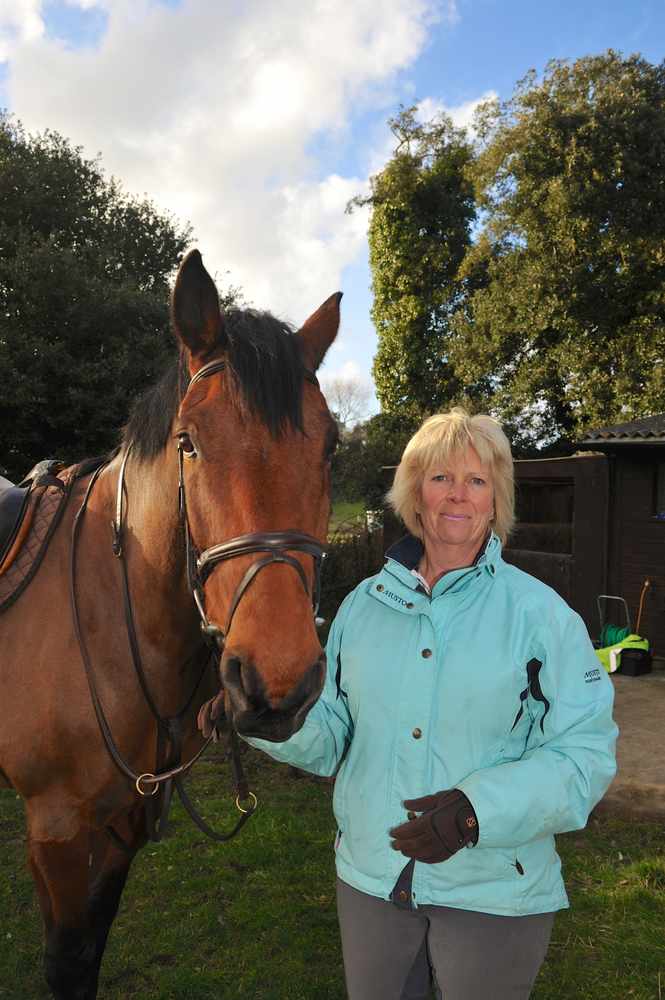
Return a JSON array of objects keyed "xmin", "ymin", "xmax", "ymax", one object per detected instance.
[{"xmin": 447, "ymin": 482, "xmax": 467, "ymax": 501}]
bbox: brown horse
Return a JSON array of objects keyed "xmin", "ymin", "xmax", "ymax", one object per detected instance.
[{"xmin": 0, "ymin": 249, "xmax": 340, "ymax": 999}]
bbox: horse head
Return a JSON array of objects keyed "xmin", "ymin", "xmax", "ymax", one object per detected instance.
[{"xmin": 171, "ymin": 249, "xmax": 340, "ymax": 741}]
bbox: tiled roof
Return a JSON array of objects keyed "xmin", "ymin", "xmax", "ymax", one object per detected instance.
[{"xmin": 579, "ymin": 413, "xmax": 665, "ymax": 444}]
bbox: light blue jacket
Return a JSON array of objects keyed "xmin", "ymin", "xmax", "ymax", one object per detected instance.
[{"xmin": 249, "ymin": 534, "xmax": 618, "ymax": 916}]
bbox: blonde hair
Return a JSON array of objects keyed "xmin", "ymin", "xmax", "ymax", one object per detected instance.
[{"xmin": 387, "ymin": 408, "xmax": 515, "ymax": 545}]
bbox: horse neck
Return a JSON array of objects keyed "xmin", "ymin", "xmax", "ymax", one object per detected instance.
[{"xmin": 103, "ymin": 446, "xmax": 201, "ymax": 668}]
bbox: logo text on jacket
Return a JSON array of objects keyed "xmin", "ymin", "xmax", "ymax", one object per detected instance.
[{"xmin": 383, "ymin": 589, "xmax": 410, "ymax": 607}]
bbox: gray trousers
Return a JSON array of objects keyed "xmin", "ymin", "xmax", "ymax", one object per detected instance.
[{"xmin": 336, "ymin": 879, "xmax": 555, "ymax": 1000}]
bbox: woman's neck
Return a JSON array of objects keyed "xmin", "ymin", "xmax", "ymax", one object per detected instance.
[{"xmin": 418, "ymin": 535, "xmax": 488, "ymax": 589}]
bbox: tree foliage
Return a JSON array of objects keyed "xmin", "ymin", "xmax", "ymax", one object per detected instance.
[
  {"xmin": 0, "ymin": 114, "xmax": 193, "ymax": 478},
  {"xmin": 454, "ymin": 51, "xmax": 665, "ymax": 449},
  {"xmin": 363, "ymin": 53, "xmax": 665, "ymax": 454},
  {"xmin": 331, "ymin": 408, "xmax": 421, "ymax": 508},
  {"xmin": 352, "ymin": 107, "xmax": 476, "ymax": 417}
]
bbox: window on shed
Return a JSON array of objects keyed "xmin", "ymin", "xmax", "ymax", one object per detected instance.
[
  {"xmin": 654, "ymin": 462, "xmax": 665, "ymax": 519},
  {"xmin": 511, "ymin": 479, "xmax": 574, "ymax": 553}
]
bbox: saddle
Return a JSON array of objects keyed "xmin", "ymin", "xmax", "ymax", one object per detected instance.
[{"xmin": 0, "ymin": 457, "xmax": 104, "ymax": 614}]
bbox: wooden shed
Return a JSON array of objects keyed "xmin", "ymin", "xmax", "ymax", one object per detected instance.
[{"xmin": 507, "ymin": 415, "xmax": 665, "ymax": 664}]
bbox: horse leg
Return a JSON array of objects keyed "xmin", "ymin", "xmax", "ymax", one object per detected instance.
[
  {"xmin": 86, "ymin": 807, "xmax": 147, "ymax": 977},
  {"xmin": 28, "ymin": 830, "xmax": 100, "ymax": 1000},
  {"xmin": 28, "ymin": 807, "xmax": 148, "ymax": 1000}
]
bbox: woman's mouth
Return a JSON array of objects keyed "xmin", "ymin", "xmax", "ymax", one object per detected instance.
[{"xmin": 442, "ymin": 513, "xmax": 469, "ymax": 521}]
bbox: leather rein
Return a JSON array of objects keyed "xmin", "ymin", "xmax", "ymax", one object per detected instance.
[{"xmin": 70, "ymin": 356, "xmax": 325, "ymax": 845}]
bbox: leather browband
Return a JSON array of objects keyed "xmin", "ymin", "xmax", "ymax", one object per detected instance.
[{"xmin": 187, "ymin": 358, "xmax": 319, "ymax": 390}]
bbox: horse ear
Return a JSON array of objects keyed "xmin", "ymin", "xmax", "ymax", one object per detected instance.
[
  {"xmin": 297, "ymin": 292, "xmax": 342, "ymax": 372},
  {"xmin": 171, "ymin": 249, "xmax": 226, "ymax": 361}
]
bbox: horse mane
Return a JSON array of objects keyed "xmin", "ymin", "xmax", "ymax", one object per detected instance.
[{"xmin": 122, "ymin": 308, "xmax": 305, "ymax": 460}]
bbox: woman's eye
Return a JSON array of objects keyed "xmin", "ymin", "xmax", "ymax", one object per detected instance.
[{"xmin": 471, "ymin": 477, "xmax": 485, "ymax": 486}]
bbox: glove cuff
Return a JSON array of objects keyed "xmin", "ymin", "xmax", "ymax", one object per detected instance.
[{"xmin": 429, "ymin": 790, "xmax": 479, "ymax": 852}]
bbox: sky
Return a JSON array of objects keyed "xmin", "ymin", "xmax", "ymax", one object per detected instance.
[{"xmin": 1, "ymin": 0, "xmax": 664, "ymax": 419}]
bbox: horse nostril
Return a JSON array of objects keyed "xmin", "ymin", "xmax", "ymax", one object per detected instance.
[
  {"xmin": 221, "ymin": 652, "xmax": 325, "ymax": 735},
  {"xmin": 223, "ymin": 655, "xmax": 242, "ymax": 692},
  {"xmin": 277, "ymin": 656, "xmax": 325, "ymax": 713},
  {"xmin": 222, "ymin": 655, "xmax": 266, "ymax": 710}
]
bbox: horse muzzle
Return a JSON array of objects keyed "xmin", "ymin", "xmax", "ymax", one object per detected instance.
[{"xmin": 221, "ymin": 652, "xmax": 326, "ymax": 742}]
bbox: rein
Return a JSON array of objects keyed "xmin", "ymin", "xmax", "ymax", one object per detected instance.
[
  {"xmin": 70, "ymin": 356, "xmax": 325, "ymax": 845},
  {"xmin": 71, "ymin": 463, "xmax": 255, "ymax": 844}
]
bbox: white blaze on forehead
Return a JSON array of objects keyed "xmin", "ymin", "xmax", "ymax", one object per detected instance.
[{"xmin": 5, "ymin": 0, "xmax": 440, "ymax": 322}]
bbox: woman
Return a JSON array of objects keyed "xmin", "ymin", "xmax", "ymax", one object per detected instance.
[{"xmin": 248, "ymin": 408, "xmax": 617, "ymax": 1000}]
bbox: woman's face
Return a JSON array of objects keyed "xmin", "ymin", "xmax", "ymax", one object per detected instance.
[{"xmin": 417, "ymin": 445, "xmax": 495, "ymax": 556}]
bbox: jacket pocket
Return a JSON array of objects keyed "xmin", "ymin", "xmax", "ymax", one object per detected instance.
[{"xmin": 441, "ymin": 843, "xmax": 516, "ymax": 891}]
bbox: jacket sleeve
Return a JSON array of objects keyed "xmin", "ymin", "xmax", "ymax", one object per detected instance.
[
  {"xmin": 242, "ymin": 592, "xmax": 355, "ymax": 777},
  {"xmin": 457, "ymin": 606, "xmax": 618, "ymax": 848}
]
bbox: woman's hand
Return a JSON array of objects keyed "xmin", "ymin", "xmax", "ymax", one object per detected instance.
[{"xmin": 389, "ymin": 789, "xmax": 479, "ymax": 863}]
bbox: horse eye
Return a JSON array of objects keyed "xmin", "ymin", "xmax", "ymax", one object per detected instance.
[{"xmin": 178, "ymin": 433, "xmax": 197, "ymax": 457}]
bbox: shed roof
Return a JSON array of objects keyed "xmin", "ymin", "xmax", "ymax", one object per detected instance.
[{"xmin": 578, "ymin": 413, "xmax": 665, "ymax": 447}]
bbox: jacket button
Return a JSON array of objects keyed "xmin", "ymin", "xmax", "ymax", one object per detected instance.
[
  {"xmin": 406, "ymin": 601, "xmax": 414, "ymax": 609},
  {"xmin": 421, "ymin": 648, "xmax": 432, "ymax": 658},
  {"xmin": 376, "ymin": 584, "xmax": 384, "ymax": 592},
  {"xmin": 407, "ymin": 811, "xmax": 416, "ymax": 820},
  {"xmin": 412, "ymin": 728, "xmax": 422, "ymax": 739},
  {"xmin": 398, "ymin": 890, "xmax": 408, "ymax": 902}
]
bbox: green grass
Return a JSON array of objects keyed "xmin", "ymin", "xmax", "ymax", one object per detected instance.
[
  {"xmin": 329, "ymin": 501, "xmax": 364, "ymax": 533},
  {"xmin": 1, "ymin": 749, "xmax": 663, "ymax": 999}
]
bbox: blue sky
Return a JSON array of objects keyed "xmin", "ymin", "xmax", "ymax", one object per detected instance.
[{"xmin": 2, "ymin": 0, "xmax": 663, "ymax": 418}]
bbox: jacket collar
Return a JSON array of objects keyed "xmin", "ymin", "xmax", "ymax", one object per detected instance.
[{"xmin": 384, "ymin": 532, "xmax": 502, "ymax": 590}]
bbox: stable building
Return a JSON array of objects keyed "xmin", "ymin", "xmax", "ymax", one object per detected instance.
[{"xmin": 505, "ymin": 415, "xmax": 665, "ymax": 664}]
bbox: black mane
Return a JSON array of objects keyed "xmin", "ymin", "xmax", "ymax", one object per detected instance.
[{"xmin": 123, "ymin": 309, "xmax": 305, "ymax": 460}]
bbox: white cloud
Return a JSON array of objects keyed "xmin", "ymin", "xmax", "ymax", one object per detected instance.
[
  {"xmin": 5, "ymin": 0, "xmax": 440, "ymax": 325},
  {"xmin": 0, "ymin": 0, "xmax": 44, "ymax": 61},
  {"xmin": 364, "ymin": 89, "xmax": 497, "ymax": 181},
  {"xmin": 323, "ymin": 360, "xmax": 365, "ymax": 383},
  {"xmin": 416, "ymin": 91, "xmax": 498, "ymax": 134}
]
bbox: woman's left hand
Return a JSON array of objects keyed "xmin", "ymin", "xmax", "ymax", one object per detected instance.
[{"xmin": 389, "ymin": 789, "xmax": 479, "ymax": 863}]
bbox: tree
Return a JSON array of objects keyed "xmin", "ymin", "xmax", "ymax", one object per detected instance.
[
  {"xmin": 0, "ymin": 114, "xmax": 194, "ymax": 479},
  {"xmin": 321, "ymin": 375, "xmax": 371, "ymax": 432},
  {"xmin": 331, "ymin": 409, "xmax": 421, "ymax": 508},
  {"xmin": 350, "ymin": 107, "xmax": 476, "ymax": 416},
  {"xmin": 451, "ymin": 51, "xmax": 665, "ymax": 450}
]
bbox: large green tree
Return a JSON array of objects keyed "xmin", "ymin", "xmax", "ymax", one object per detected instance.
[
  {"xmin": 452, "ymin": 51, "xmax": 665, "ymax": 449},
  {"xmin": 331, "ymin": 409, "xmax": 422, "ymax": 509},
  {"xmin": 0, "ymin": 115, "xmax": 192, "ymax": 479},
  {"xmin": 353, "ymin": 107, "xmax": 476, "ymax": 416}
]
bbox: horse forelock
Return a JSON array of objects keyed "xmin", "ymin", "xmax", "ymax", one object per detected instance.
[{"xmin": 122, "ymin": 309, "xmax": 306, "ymax": 461}]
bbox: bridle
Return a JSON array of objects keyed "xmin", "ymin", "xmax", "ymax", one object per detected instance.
[
  {"xmin": 70, "ymin": 355, "xmax": 327, "ymax": 845},
  {"xmin": 179, "ymin": 360, "xmax": 325, "ymax": 646}
]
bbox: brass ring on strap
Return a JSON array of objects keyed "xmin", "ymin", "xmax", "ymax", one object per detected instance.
[
  {"xmin": 235, "ymin": 791, "xmax": 258, "ymax": 814},
  {"xmin": 136, "ymin": 773, "xmax": 160, "ymax": 797}
]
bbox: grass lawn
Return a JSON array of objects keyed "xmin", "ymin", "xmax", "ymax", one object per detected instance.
[
  {"xmin": 1, "ymin": 747, "xmax": 663, "ymax": 999},
  {"xmin": 329, "ymin": 501, "xmax": 365, "ymax": 533}
]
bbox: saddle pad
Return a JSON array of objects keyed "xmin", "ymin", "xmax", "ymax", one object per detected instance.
[
  {"xmin": 0, "ymin": 485, "xmax": 30, "ymax": 561},
  {"xmin": 0, "ymin": 476, "xmax": 72, "ymax": 614}
]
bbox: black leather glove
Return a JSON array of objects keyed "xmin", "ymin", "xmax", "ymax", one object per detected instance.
[{"xmin": 389, "ymin": 789, "xmax": 479, "ymax": 863}]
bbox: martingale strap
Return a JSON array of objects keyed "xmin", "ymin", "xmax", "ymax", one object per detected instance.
[{"xmin": 70, "ymin": 461, "xmax": 256, "ymax": 845}]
